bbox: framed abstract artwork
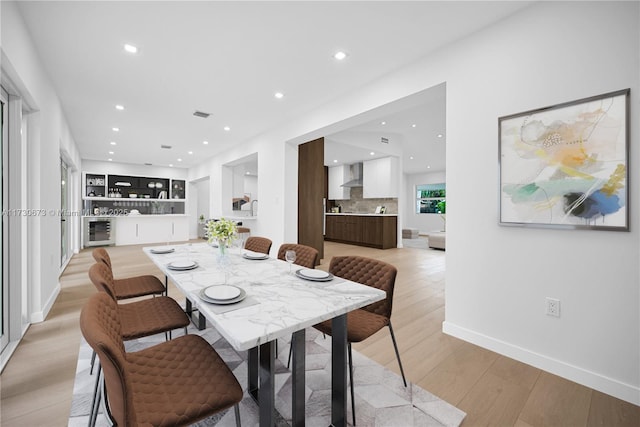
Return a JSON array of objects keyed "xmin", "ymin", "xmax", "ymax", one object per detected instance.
[{"xmin": 499, "ymin": 89, "xmax": 629, "ymax": 230}]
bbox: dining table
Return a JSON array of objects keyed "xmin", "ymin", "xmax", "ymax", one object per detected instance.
[{"xmin": 143, "ymin": 242, "xmax": 385, "ymax": 427}]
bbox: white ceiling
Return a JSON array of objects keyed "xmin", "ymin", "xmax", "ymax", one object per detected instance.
[{"xmin": 15, "ymin": 1, "xmax": 531, "ymax": 173}]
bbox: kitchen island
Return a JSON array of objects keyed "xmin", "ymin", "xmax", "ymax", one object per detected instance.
[{"xmin": 324, "ymin": 213, "xmax": 397, "ymax": 249}]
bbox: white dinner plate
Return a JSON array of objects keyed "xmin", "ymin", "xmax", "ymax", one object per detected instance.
[
  {"xmin": 243, "ymin": 251, "xmax": 269, "ymax": 260},
  {"xmin": 150, "ymin": 247, "xmax": 175, "ymax": 254},
  {"xmin": 203, "ymin": 285, "xmax": 241, "ymax": 301},
  {"xmin": 199, "ymin": 287, "xmax": 247, "ymax": 305},
  {"xmin": 295, "ymin": 268, "xmax": 333, "ymax": 282},
  {"xmin": 167, "ymin": 260, "xmax": 198, "ymax": 270},
  {"xmin": 298, "ymin": 269, "xmax": 330, "ymax": 279}
]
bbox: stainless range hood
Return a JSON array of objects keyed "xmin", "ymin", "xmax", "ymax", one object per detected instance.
[{"xmin": 340, "ymin": 162, "xmax": 363, "ymax": 187}]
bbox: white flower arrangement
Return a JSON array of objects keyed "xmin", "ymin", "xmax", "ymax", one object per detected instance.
[{"xmin": 207, "ymin": 218, "xmax": 237, "ymax": 247}]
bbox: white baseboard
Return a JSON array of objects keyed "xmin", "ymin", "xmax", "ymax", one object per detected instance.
[
  {"xmin": 30, "ymin": 282, "xmax": 61, "ymax": 323},
  {"xmin": 442, "ymin": 321, "xmax": 640, "ymax": 406}
]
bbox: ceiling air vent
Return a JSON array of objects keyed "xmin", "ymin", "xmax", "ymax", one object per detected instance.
[
  {"xmin": 160, "ymin": 145, "xmax": 172, "ymax": 150},
  {"xmin": 193, "ymin": 110, "xmax": 211, "ymax": 118},
  {"xmin": 144, "ymin": 163, "xmax": 153, "ymax": 166},
  {"xmin": 381, "ymin": 137, "xmax": 389, "ymax": 144}
]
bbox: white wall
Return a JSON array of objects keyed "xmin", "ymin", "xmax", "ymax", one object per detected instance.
[
  {"xmin": 404, "ymin": 171, "xmax": 446, "ymax": 234},
  {"xmin": 190, "ymin": 1, "xmax": 639, "ymax": 404},
  {"xmin": 440, "ymin": 2, "xmax": 639, "ymax": 404},
  {"xmin": 188, "ymin": 136, "xmax": 288, "ymax": 252},
  {"xmin": 1, "ymin": 1, "xmax": 82, "ymax": 324}
]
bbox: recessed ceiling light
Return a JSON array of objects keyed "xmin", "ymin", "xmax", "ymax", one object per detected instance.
[
  {"xmin": 333, "ymin": 159, "xmax": 338, "ymax": 163},
  {"xmin": 177, "ymin": 158, "xmax": 183, "ymax": 162},
  {"xmin": 427, "ymin": 165, "xmax": 431, "ymax": 169},
  {"xmin": 274, "ymin": 92, "xmax": 284, "ymax": 99},
  {"xmin": 169, "ymin": 164, "xmax": 173, "ymax": 167},
  {"xmin": 410, "ymin": 156, "xmax": 414, "ymax": 160},
  {"xmin": 108, "ymin": 151, "xmax": 114, "ymax": 155},
  {"xmin": 412, "ymin": 124, "xmax": 417, "ymax": 128},
  {"xmin": 223, "ymin": 126, "xmax": 231, "ymax": 131},
  {"xmin": 203, "ymin": 141, "xmax": 209, "ymax": 145},
  {"xmin": 333, "ymin": 51, "xmax": 348, "ymax": 60},
  {"xmin": 188, "ymin": 151, "xmax": 193, "ymax": 155},
  {"xmin": 123, "ymin": 43, "xmax": 138, "ymax": 54},
  {"xmin": 110, "ymin": 141, "xmax": 117, "ymax": 145},
  {"xmin": 245, "ymin": 171, "xmax": 250, "ymax": 175},
  {"xmin": 115, "ymin": 105, "xmax": 124, "ymax": 111},
  {"xmin": 112, "ymin": 127, "xmax": 119, "ymax": 132},
  {"xmin": 108, "ymin": 158, "xmax": 113, "ymax": 162},
  {"xmin": 381, "ymin": 121, "xmax": 386, "ymax": 125},
  {"xmin": 437, "ymin": 134, "xmax": 443, "ymax": 138},
  {"xmin": 370, "ymin": 152, "xmax": 375, "ymax": 156}
]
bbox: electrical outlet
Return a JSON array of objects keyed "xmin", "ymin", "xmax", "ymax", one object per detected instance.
[{"xmin": 546, "ymin": 297, "xmax": 561, "ymax": 317}]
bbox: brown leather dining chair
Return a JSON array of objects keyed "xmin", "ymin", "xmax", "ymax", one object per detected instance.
[
  {"xmin": 313, "ymin": 255, "xmax": 407, "ymax": 426},
  {"xmin": 87, "ymin": 262, "xmax": 191, "ymax": 426},
  {"xmin": 244, "ymin": 236, "xmax": 272, "ymax": 255},
  {"xmin": 92, "ymin": 247, "xmax": 165, "ymax": 299},
  {"xmin": 80, "ymin": 292, "xmax": 243, "ymax": 427},
  {"xmin": 277, "ymin": 243, "xmax": 319, "ymax": 268}
]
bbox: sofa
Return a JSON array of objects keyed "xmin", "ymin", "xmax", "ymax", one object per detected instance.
[{"xmin": 428, "ymin": 232, "xmax": 446, "ymax": 250}]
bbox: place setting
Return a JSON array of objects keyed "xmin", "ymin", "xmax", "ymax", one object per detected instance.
[
  {"xmin": 149, "ymin": 246, "xmax": 175, "ymax": 254},
  {"xmin": 242, "ymin": 250, "xmax": 270, "ymax": 260},
  {"xmin": 196, "ymin": 283, "xmax": 259, "ymax": 315},
  {"xmin": 166, "ymin": 260, "xmax": 199, "ymax": 271},
  {"xmin": 294, "ymin": 268, "xmax": 334, "ymax": 282}
]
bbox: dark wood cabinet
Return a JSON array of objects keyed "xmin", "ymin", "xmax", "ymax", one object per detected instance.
[{"xmin": 325, "ymin": 214, "xmax": 396, "ymax": 249}]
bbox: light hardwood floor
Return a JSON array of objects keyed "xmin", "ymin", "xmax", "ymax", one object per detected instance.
[{"xmin": 1, "ymin": 239, "xmax": 638, "ymax": 426}]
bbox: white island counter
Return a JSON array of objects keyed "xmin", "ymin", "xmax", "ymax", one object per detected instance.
[{"xmin": 114, "ymin": 214, "xmax": 189, "ymax": 246}]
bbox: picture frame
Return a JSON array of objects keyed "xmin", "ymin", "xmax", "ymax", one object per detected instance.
[{"xmin": 499, "ymin": 89, "xmax": 630, "ymax": 231}]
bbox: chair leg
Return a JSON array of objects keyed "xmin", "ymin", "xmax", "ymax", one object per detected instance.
[
  {"xmin": 348, "ymin": 343, "xmax": 356, "ymax": 426},
  {"xmin": 234, "ymin": 403, "xmax": 241, "ymax": 427},
  {"xmin": 287, "ymin": 342, "xmax": 293, "ymax": 369},
  {"xmin": 388, "ymin": 322, "xmax": 407, "ymax": 387},
  {"xmin": 90, "ymin": 350, "xmax": 96, "ymax": 375},
  {"xmin": 89, "ymin": 363, "xmax": 102, "ymax": 427}
]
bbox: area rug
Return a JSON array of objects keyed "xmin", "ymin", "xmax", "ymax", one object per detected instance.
[{"xmin": 69, "ymin": 325, "xmax": 465, "ymax": 427}]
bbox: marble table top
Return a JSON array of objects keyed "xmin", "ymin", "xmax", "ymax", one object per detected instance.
[{"xmin": 144, "ymin": 242, "xmax": 385, "ymax": 351}]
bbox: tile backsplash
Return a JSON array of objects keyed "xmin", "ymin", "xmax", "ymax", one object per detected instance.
[{"xmin": 330, "ymin": 187, "xmax": 398, "ymax": 214}]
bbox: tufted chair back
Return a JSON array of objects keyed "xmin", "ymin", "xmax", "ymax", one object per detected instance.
[
  {"xmin": 277, "ymin": 243, "xmax": 319, "ymax": 269},
  {"xmin": 329, "ymin": 255, "xmax": 397, "ymax": 319},
  {"xmin": 80, "ymin": 293, "xmax": 135, "ymax": 426},
  {"xmin": 244, "ymin": 236, "xmax": 272, "ymax": 255},
  {"xmin": 92, "ymin": 247, "xmax": 113, "ymax": 269},
  {"xmin": 88, "ymin": 262, "xmax": 118, "ymax": 301}
]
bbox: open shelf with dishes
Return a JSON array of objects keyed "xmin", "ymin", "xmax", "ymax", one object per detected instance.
[
  {"xmin": 85, "ymin": 173, "xmax": 107, "ymax": 198},
  {"xmin": 106, "ymin": 175, "xmax": 171, "ymax": 200},
  {"xmin": 83, "ymin": 172, "xmax": 187, "ymax": 215}
]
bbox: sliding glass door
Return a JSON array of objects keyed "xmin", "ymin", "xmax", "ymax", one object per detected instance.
[
  {"xmin": 61, "ymin": 160, "xmax": 69, "ymax": 266},
  {"xmin": 1, "ymin": 86, "xmax": 9, "ymax": 353}
]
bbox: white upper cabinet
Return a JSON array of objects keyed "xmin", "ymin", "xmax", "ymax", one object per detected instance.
[
  {"xmin": 363, "ymin": 157, "xmax": 399, "ymax": 198},
  {"xmin": 328, "ymin": 165, "xmax": 351, "ymax": 200}
]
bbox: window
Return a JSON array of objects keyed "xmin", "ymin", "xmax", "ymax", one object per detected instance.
[{"xmin": 416, "ymin": 183, "xmax": 446, "ymax": 214}]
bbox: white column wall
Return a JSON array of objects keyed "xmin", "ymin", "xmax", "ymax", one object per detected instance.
[{"xmin": 2, "ymin": 1, "xmax": 82, "ymax": 323}]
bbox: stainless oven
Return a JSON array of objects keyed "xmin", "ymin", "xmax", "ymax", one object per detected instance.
[{"xmin": 84, "ymin": 217, "xmax": 115, "ymax": 247}]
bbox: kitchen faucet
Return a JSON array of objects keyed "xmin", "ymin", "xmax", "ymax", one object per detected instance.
[{"xmin": 250, "ymin": 199, "xmax": 258, "ymax": 216}]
